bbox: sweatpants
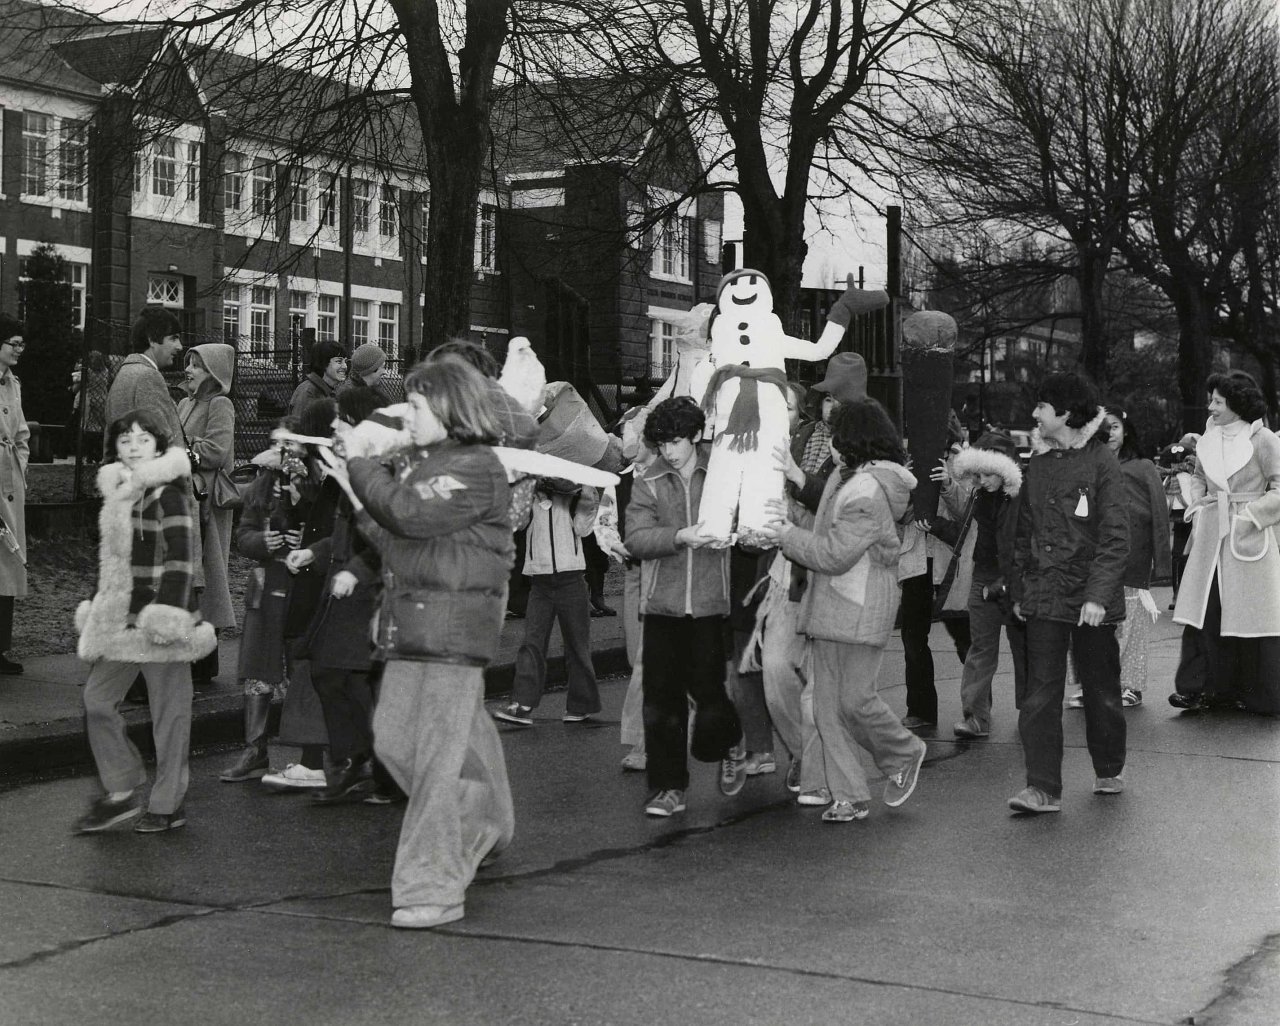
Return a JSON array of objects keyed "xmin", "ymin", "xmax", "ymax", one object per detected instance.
[
  {"xmin": 811, "ymin": 639, "xmax": 925, "ymax": 804},
  {"xmin": 83, "ymin": 659, "xmax": 193, "ymax": 815},
  {"xmin": 373, "ymin": 660, "xmax": 515, "ymax": 910}
]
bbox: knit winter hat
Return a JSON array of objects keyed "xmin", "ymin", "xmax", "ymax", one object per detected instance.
[
  {"xmin": 973, "ymin": 430, "xmax": 1019, "ymax": 463},
  {"xmin": 349, "ymin": 342, "xmax": 386, "ymax": 380}
]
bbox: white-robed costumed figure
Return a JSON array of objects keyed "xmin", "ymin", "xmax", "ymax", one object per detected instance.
[{"xmin": 1171, "ymin": 371, "xmax": 1280, "ymax": 715}]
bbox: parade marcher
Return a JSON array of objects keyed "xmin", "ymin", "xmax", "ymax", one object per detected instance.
[
  {"xmin": 338, "ymin": 342, "xmax": 392, "ymax": 403},
  {"xmin": 1170, "ymin": 372, "xmax": 1280, "ymax": 716},
  {"xmin": 1065, "ymin": 405, "xmax": 1170, "ymax": 710},
  {"xmin": 760, "ymin": 398, "xmax": 928, "ymax": 824},
  {"xmin": 719, "ymin": 546, "xmax": 776, "ymax": 795},
  {"xmin": 289, "ymin": 340, "xmax": 347, "ymax": 417},
  {"xmin": 74, "ymin": 411, "xmax": 214, "ymax": 833},
  {"xmin": 494, "ymin": 476, "xmax": 602, "ymax": 727},
  {"xmin": 948, "ymin": 431, "xmax": 1023, "ymax": 739},
  {"xmin": 0, "ymin": 315, "xmax": 29, "ymax": 675},
  {"xmin": 625, "ymin": 396, "xmax": 743, "ymax": 818},
  {"xmin": 321, "ymin": 356, "xmax": 516, "ymax": 930},
  {"xmin": 104, "ymin": 308, "xmax": 184, "ymax": 448},
  {"xmin": 220, "ymin": 418, "xmax": 315, "ymax": 785},
  {"xmin": 1006, "ymin": 373, "xmax": 1128, "ymax": 815},
  {"xmin": 178, "ymin": 344, "xmax": 237, "ymax": 685}
]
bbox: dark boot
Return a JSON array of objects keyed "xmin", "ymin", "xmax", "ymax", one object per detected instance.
[
  {"xmin": 192, "ymin": 645, "xmax": 219, "ymax": 686},
  {"xmin": 312, "ymin": 756, "xmax": 373, "ymax": 803},
  {"xmin": 220, "ymin": 694, "xmax": 272, "ymax": 782}
]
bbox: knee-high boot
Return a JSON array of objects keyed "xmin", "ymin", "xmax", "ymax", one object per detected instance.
[{"xmin": 220, "ymin": 693, "xmax": 273, "ymax": 782}]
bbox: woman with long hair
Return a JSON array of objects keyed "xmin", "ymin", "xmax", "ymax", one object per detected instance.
[
  {"xmin": 760, "ymin": 399, "xmax": 929, "ymax": 823},
  {"xmin": 177, "ymin": 344, "xmax": 236, "ymax": 684},
  {"xmin": 321, "ymin": 356, "xmax": 515, "ymax": 929}
]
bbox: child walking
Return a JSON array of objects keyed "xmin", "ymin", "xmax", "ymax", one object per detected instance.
[
  {"xmin": 75, "ymin": 411, "xmax": 215, "ymax": 833},
  {"xmin": 760, "ymin": 399, "xmax": 928, "ymax": 823},
  {"xmin": 321, "ymin": 356, "xmax": 515, "ymax": 929}
]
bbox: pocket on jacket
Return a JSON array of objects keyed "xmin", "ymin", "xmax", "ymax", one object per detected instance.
[
  {"xmin": 1229, "ymin": 515, "xmax": 1270, "ymax": 562},
  {"xmin": 383, "ymin": 589, "xmax": 502, "ymax": 663}
]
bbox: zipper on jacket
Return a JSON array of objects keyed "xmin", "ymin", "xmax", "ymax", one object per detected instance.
[
  {"xmin": 548, "ymin": 506, "xmax": 557, "ymax": 574},
  {"xmin": 682, "ymin": 471, "xmax": 694, "ymax": 615}
]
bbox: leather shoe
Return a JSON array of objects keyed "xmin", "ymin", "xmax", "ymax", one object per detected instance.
[
  {"xmin": 1168, "ymin": 692, "xmax": 1203, "ymax": 710},
  {"xmin": 312, "ymin": 757, "xmax": 373, "ymax": 803}
]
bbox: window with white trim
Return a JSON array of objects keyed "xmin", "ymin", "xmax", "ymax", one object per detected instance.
[
  {"xmin": 418, "ymin": 194, "xmax": 430, "ymax": 263},
  {"xmin": 21, "ymin": 113, "xmax": 88, "ymax": 203},
  {"xmin": 476, "ymin": 203, "xmax": 497, "ymax": 272},
  {"xmin": 224, "ymin": 152, "xmax": 243, "ymax": 212},
  {"xmin": 152, "ymin": 137, "xmax": 178, "ymax": 198},
  {"xmin": 649, "ymin": 318, "xmax": 676, "ymax": 379},
  {"xmin": 288, "ymin": 289, "xmax": 310, "ymax": 333},
  {"xmin": 222, "ymin": 287, "xmax": 241, "ymax": 343},
  {"xmin": 291, "ymin": 171, "xmax": 311, "ymax": 225},
  {"xmin": 652, "ymin": 213, "xmax": 690, "ymax": 281},
  {"xmin": 185, "ymin": 141, "xmax": 201, "ymax": 203},
  {"xmin": 703, "ymin": 218, "xmax": 722, "ymax": 264},
  {"xmin": 378, "ymin": 302, "xmax": 399, "ymax": 356},
  {"xmin": 250, "ymin": 161, "xmax": 274, "ymax": 218},
  {"xmin": 353, "ymin": 179, "xmax": 372, "ymax": 235},
  {"xmin": 317, "ymin": 294, "xmax": 338, "ymax": 341},
  {"xmin": 379, "ymin": 184, "xmax": 398, "ymax": 239},
  {"xmin": 147, "ymin": 275, "xmax": 183, "ymax": 308},
  {"xmin": 16, "ymin": 257, "xmax": 87, "ymax": 328},
  {"xmin": 319, "ymin": 173, "xmax": 338, "ymax": 228},
  {"xmin": 249, "ymin": 286, "xmax": 274, "ymax": 358},
  {"xmin": 351, "ymin": 298, "xmax": 370, "ymax": 345},
  {"xmin": 626, "ymin": 201, "xmax": 645, "ymax": 249}
]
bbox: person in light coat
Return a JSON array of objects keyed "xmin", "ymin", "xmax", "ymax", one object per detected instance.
[
  {"xmin": 0, "ymin": 314, "xmax": 29, "ymax": 675},
  {"xmin": 1171, "ymin": 371, "xmax": 1280, "ymax": 715}
]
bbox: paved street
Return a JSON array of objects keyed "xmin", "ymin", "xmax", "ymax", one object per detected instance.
[{"xmin": 0, "ymin": 592, "xmax": 1277, "ymax": 1026}]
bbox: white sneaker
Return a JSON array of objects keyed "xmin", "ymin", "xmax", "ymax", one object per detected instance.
[{"xmin": 261, "ymin": 763, "xmax": 327, "ymax": 790}]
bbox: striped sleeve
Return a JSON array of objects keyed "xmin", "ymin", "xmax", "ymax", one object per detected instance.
[{"xmin": 155, "ymin": 484, "xmax": 196, "ymax": 609}]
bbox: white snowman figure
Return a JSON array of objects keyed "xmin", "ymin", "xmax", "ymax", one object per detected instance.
[{"xmin": 691, "ymin": 268, "xmax": 888, "ymax": 546}]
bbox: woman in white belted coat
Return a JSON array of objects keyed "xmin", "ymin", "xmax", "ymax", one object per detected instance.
[
  {"xmin": 1171, "ymin": 371, "xmax": 1280, "ymax": 715},
  {"xmin": 0, "ymin": 315, "xmax": 28, "ymax": 676}
]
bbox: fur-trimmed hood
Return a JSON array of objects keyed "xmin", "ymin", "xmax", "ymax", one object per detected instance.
[
  {"xmin": 952, "ymin": 446, "xmax": 1023, "ymax": 496},
  {"xmin": 1029, "ymin": 406, "xmax": 1108, "ymax": 455},
  {"xmin": 77, "ymin": 447, "xmax": 216, "ymax": 664}
]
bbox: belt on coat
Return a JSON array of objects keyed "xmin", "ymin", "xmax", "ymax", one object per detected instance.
[{"xmin": 1208, "ymin": 490, "xmax": 1265, "ymax": 541}]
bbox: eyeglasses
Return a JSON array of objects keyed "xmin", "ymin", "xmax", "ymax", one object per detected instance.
[{"xmin": 2, "ymin": 339, "xmax": 25, "ymax": 351}]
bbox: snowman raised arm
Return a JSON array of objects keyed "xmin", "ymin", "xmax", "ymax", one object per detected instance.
[{"xmin": 693, "ymin": 269, "xmax": 889, "ymax": 547}]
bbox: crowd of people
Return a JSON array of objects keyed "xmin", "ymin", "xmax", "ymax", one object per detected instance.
[{"xmin": 0, "ymin": 301, "xmax": 1274, "ymax": 930}]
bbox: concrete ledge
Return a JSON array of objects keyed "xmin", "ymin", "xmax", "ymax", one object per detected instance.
[{"xmin": 0, "ymin": 645, "xmax": 630, "ymax": 783}]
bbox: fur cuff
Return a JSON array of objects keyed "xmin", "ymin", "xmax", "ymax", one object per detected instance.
[
  {"xmin": 75, "ymin": 599, "xmax": 91, "ymax": 633},
  {"xmin": 952, "ymin": 448, "xmax": 1023, "ymax": 496},
  {"xmin": 136, "ymin": 603, "xmax": 200, "ymax": 646}
]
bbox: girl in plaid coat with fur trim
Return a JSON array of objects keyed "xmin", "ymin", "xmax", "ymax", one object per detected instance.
[{"xmin": 74, "ymin": 410, "xmax": 215, "ymax": 835}]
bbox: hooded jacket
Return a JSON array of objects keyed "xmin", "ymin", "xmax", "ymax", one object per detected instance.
[
  {"xmin": 75, "ymin": 446, "xmax": 217, "ymax": 664},
  {"xmin": 782, "ymin": 460, "xmax": 916, "ymax": 646},
  {"xmin": 1011, "ymin": 409, "xmax": 1128, "ymax": 623},
  {"xmin": 177, "ymin": 343, "xmax": 236, "ymax": 481},
  {"xmin": 951, "ymin": 445, "xmax": 1023, "ymax": 586}
]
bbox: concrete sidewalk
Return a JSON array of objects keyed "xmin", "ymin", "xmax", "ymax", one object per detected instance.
[{"xmin": 0, "ymin": 584, "xmax": 629, "ymax": 780}]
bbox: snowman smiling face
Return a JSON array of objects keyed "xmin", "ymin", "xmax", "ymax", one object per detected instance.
[{"xmin": 720, "ymin": 273, "xmax": 773, "ymax": 313}]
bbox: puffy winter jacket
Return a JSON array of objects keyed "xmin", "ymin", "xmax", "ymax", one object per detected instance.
[
  {"xmin": 1011, "ymin": 437, "xmax": 1128, "ymax": 623},
  {"xmin": 349, "ymin": 440, "xmax": 513, "ymax": 665}
]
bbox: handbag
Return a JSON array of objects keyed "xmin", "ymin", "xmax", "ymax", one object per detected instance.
[{"xmin": 210, "ymin": 467, "xmax": 245, "ymax": 510}]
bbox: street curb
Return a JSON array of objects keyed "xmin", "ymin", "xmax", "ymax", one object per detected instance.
[{"xmin": 0, "ymin": 645, "xmax": 631, "ymax": 783}]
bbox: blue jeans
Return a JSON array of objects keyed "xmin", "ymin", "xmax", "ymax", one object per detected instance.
[
  {"xmin": 1008, "ymin": 618, "xmax": 1125, "ymax": 797},
  {"xmin": 958, "ymin": 579, "xmax": 1008, "ymax": 730},
  {"xmin": 512, "ymin": 571, "xmax": 600, "ymax": 715}
]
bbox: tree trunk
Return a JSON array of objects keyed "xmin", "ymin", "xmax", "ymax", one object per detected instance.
[
  {"xmin": 1172, "ymin": 287, "xmax": 1214, "ymax": 433},
  {"xmin": 740, "ymin": 194, "xmax": 808, "ymax": 337},
  {"xmin": 420, "ymin": 156, "xmax": 484, "ymax": 352},
  {"xmin": 1076, "ymin": 249, "xmax": 1111, "ymax": 386}
]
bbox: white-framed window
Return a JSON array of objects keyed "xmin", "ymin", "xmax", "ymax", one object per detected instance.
[
  {"xmin": 319, "ymin": 173, "xmax": 338, "ymax": 229},
  {"xmin": 476, "ymin": 203, "xmax": 497, "ymax": 272},
  {"xmin": 133, "ymin": 152, "xmax": 144, "ymax": 196},
  {"xmin": 703, "ymin": 218, "xmax": 722, "ymax": 264},
  {"xmin": 378, "ymin": 302, "xmax": 399, "ymax": 355},
  {"xmin": 224, "ymin": 152, "xmax": 243, "ymax": 212},
  {"xmin": 152, "ymin": 137, "xmax": 178, "ymax": 198},
  {"xmin": 185, "ymin": 141, "xmax": 201, "ymax": 203},
  {"xmin": 351, "ymin": 299, "xmax": 370, "ymax": 344},
  {"xmin": 249, "ymin": 286, "xmax": 274, "ymax": 357},
  {"xmin": 652, "ymin": 213, "xmax": 690, "ymax": 281},
  {"xmin": 21, "ymin": 112, "xmax": 49, "ymax": 196},
  {"xmin": 21, "ymin": 112, "xmax": 88, "ymax": 204},
  {"xmin": 250, "ymin": 161, "xmax": 274, "ymax": 218},
  {"xmin": 418, "ymin": 194, "xmax": 430, "ymax": 263},
  {"xmin": 379, "ymin": 184, "xmax": 398, "ymax": 239},
  {"xmin": 147, "ymin": 274, "xmax": 183, "ymax": 308},
  {"xmin": 316, "ymin": 294, "xmax": 338, "ymax": 341},
  {"xmin": 15, "ymin": 256, "xmax": 87, "ymax": 328},
  {"xmin": 222, "ymin": 287, "xmax": 241, "ymax": 343},
  {"xmin": 353, "ymin": 179, "xmax": 372, "ymax": 235},
  {"xmin": 649, "ymin": 318, "xmax": 676, "ymax": 379},
  {"xmin": 291, "ymin": 171, "xmax": 311, "ymax": 225},
  {"xmin": 288, "ymin": 289, "xmax": 310, "ymax": 333},
  {"xmin": 626, "ymin": 201, "xmax": 645, "ymax": 249}
]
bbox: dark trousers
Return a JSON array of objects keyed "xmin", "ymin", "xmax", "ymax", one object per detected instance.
[
  {"xmin": 1176, "ymin": 575, "xmax": 1280, "ymax": 714},
  {"xmin": 0, "ymin": 594, "xmax": 12, "ymax": 652},
  {"xmin": 1008, "ymin": 618, "xmax": 1125, "ymax": 797},
  {"xmin": 512, "ymin": 571, "xmax": 600, "ymax": 715},
  {"xmin": 901, "ymin": 564, "xmax": 971, "ymax": 722},
  {"xmin": 643, "ymin": 614, "xmax": 738, "ymax": 791},
  {"xmin": 508, "ymin": 530, "xmax": 530, "ymax": 616},
  {"xmin": 582, "ymin": 533, "xmax": 610, "ymax": 603},
  {"xmin": 312, "ymin": 667, "xmax": 374, "ymax": 763},
  {"xmin": 1171, "ymin": 520, "xmax": 1192, "ymax": 598}
]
